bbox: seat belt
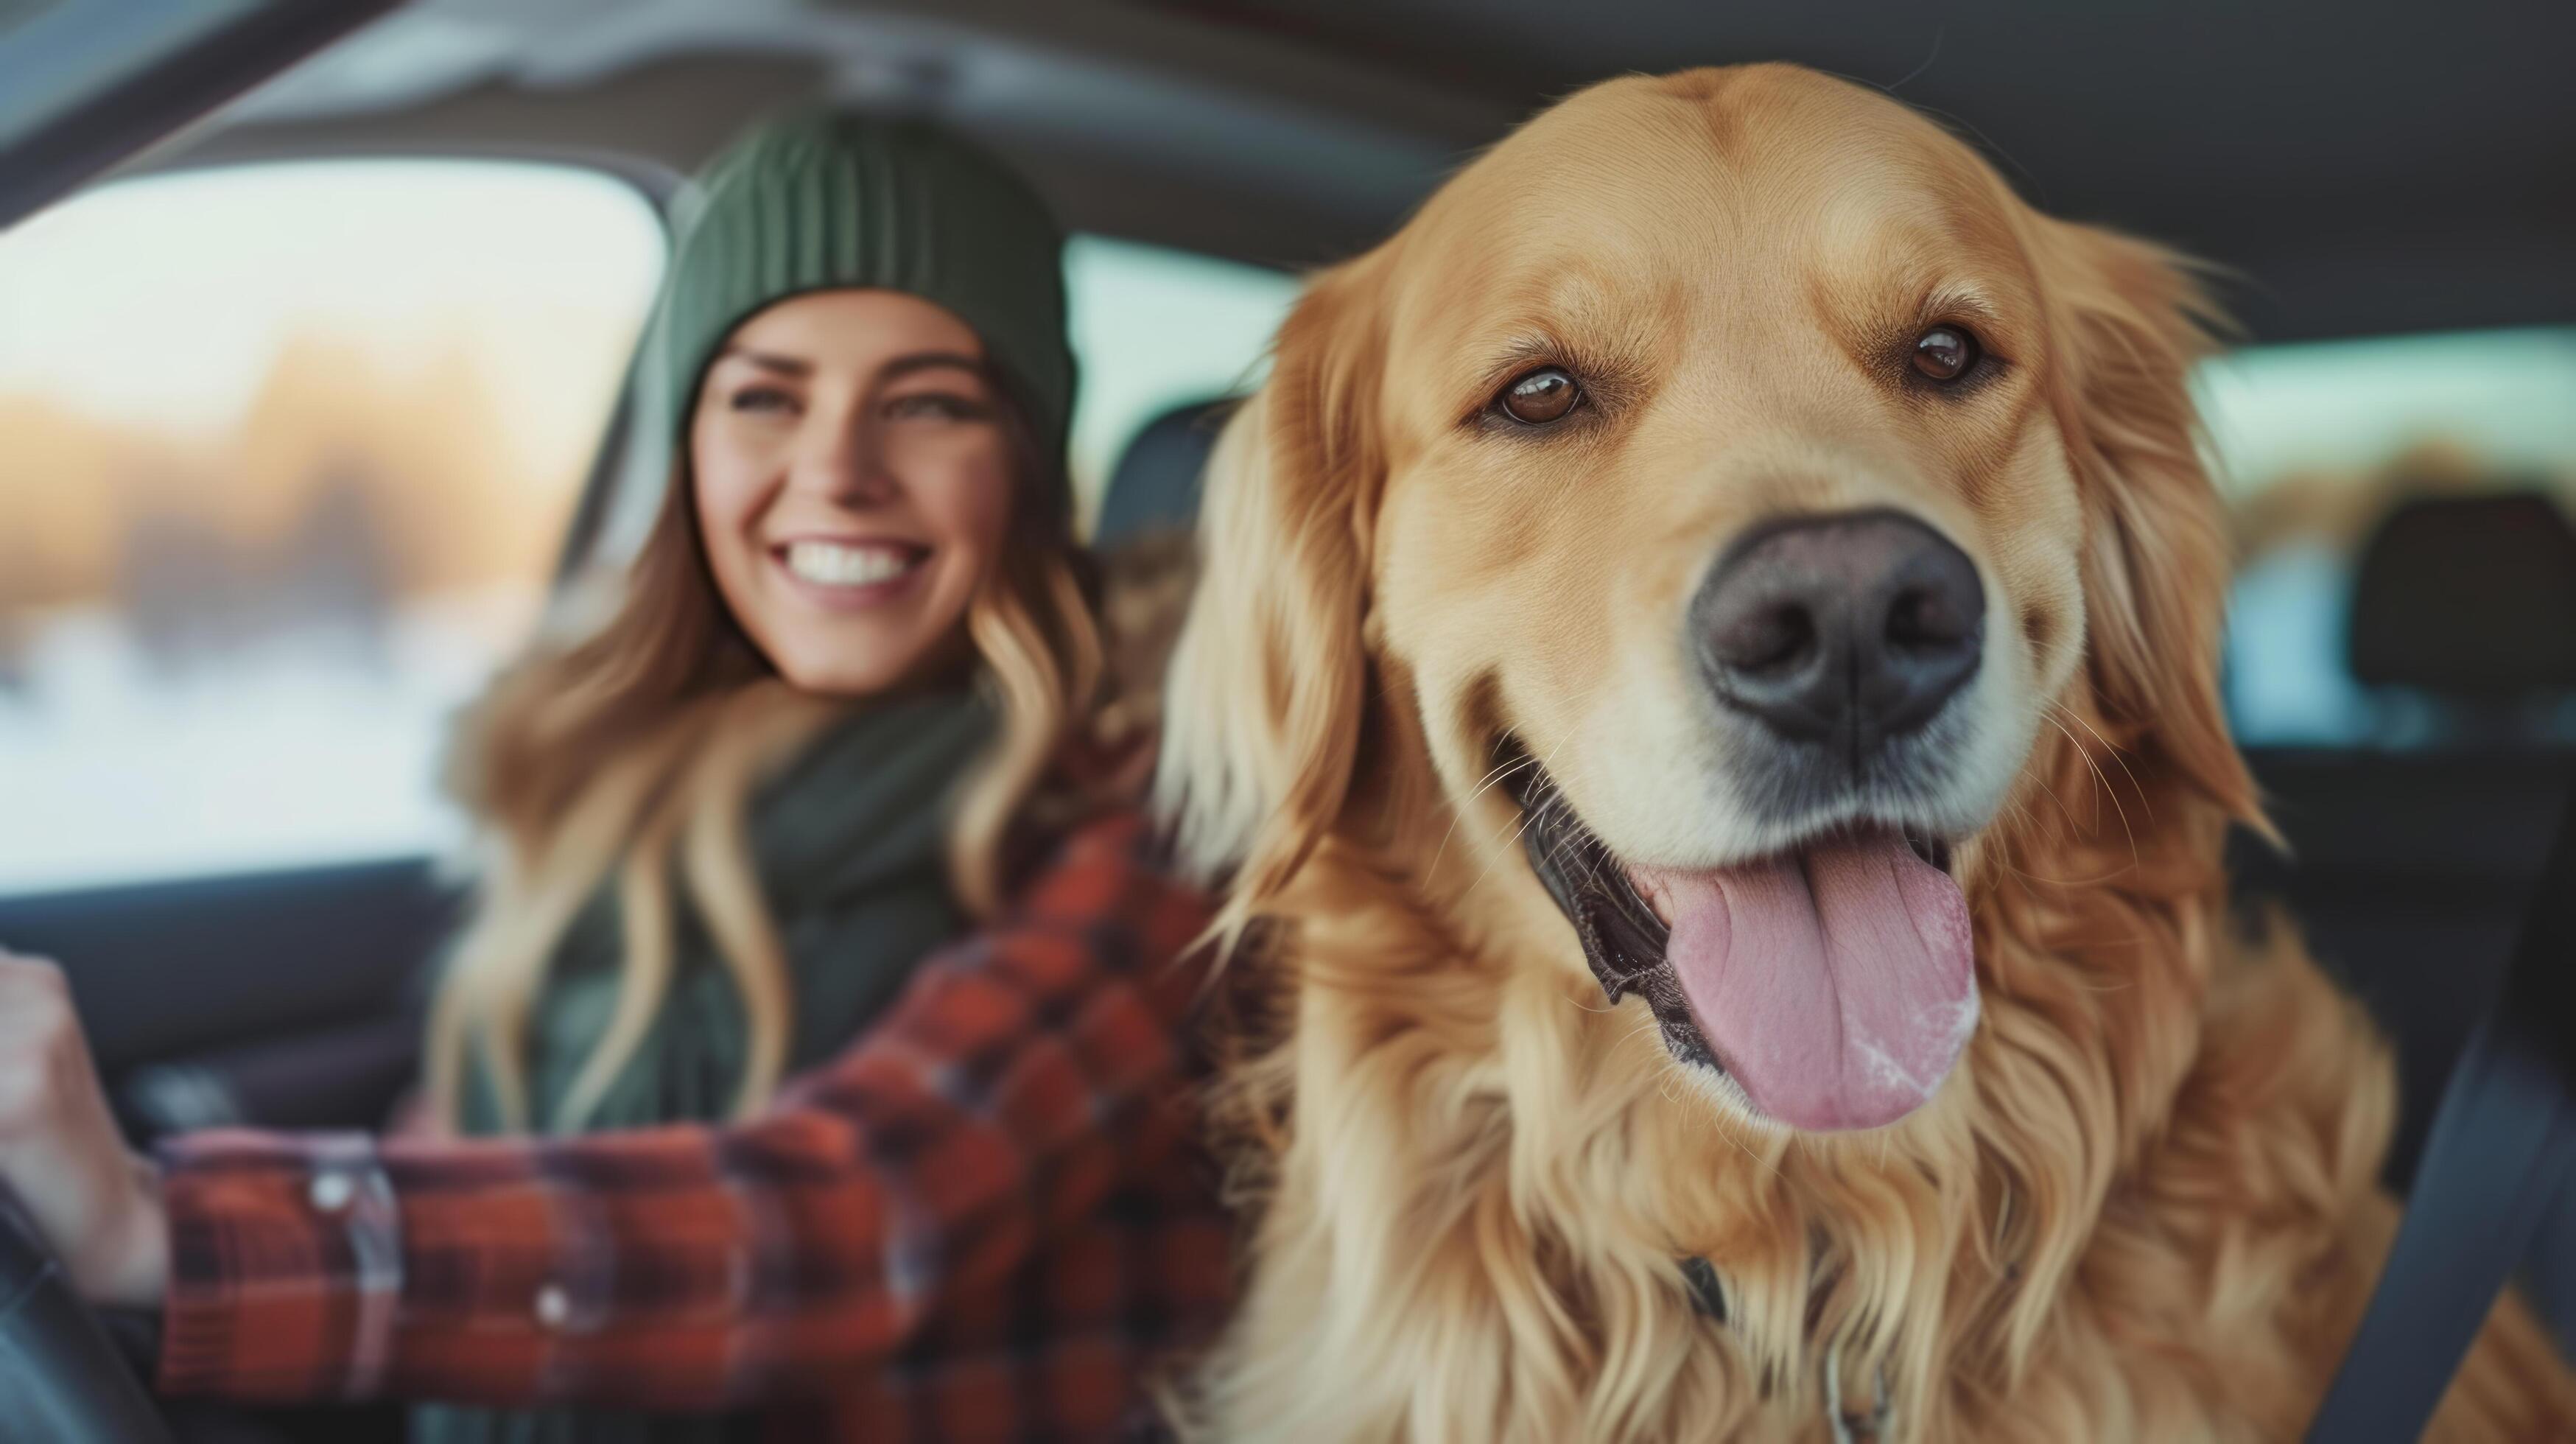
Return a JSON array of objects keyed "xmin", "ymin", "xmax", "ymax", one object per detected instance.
[{"xmin": 2306, "ymin": 786, "xmax": 2576, "ymax": 1443}]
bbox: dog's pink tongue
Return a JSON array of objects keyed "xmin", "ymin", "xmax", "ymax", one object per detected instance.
[{"xmin": 1638, "ymin": 830, "xmax": 1976, "ymax": 1132}]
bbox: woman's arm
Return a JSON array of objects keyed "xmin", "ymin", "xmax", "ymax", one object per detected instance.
[{"xmin": 150, "ymin": 813, "xmax": 1220, "ymax": 1410}]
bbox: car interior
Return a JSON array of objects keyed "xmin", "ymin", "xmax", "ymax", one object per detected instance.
[{"xmin": 1, "ymin": 2, "xmax": 2571, "ymax": 1440}]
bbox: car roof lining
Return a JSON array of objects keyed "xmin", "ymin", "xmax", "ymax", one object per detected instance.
[{"xmin": 105, "ymin": 0, "xmax": 2576, "ymax": 344}]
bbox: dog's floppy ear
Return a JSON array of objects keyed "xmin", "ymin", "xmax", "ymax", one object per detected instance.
[
  {"xmin": 1155, "ymin": 255, "xmax": 1389, "ymax": 915},
  {"xmin": 2038, "ymin": 220, "xmax": 2260, "ymax": 827}
]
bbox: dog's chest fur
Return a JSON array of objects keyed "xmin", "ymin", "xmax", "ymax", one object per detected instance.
[{"xmin": 1194, "ymin": 852, "xmax": 2573, "ymax": 1443}]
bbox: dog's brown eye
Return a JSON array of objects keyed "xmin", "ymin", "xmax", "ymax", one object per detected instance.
[
  {"xmin": 1499, "ymin": 367, "xmax": 1580, "ymax": 424},
  {"xmin": 1912, "ymin": 326, "xmax": 1980, "ymax": 382}
]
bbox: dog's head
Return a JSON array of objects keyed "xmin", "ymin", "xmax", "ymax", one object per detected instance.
[{"xmin": 1160, "ymin": 65, "xmax": 2256, "ymax": 1135}]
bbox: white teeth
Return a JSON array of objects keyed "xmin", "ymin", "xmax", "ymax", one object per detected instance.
[{"xmin": 784, "ymin": 541, "xmax": 917, "ymax": 587}]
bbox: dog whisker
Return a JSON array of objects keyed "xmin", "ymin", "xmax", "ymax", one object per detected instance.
[
  {"xmin": 2049, "ymin": 700, "xmax": 2155, "ymax": 828},
  {"xmin": 1459, "ymin": 730, "xmax": 1578, "ymax": 903},
  {"xmin": 1995, "ymin": 859, "xmax": 2142, "ymax": 890},
  {"xmin": 1714, "ymin": 1116, "xmax": 1783, "ymax": 1178},
  {"xmin": 2023, "ymin": 762, "xmax": 2089, "ymax": 844},
  {"xmin": 1428, "ymin": 751, "xmax": 1546, "ymax": 880},
  {"xmin": 2040, "ymin": 705, "xmax": 2139, "ymax": 869}
]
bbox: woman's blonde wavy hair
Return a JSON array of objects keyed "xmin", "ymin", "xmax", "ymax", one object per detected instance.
[{"xmin": 424, "ymin": 376, "xmax": 1101, "ymax": 1135}]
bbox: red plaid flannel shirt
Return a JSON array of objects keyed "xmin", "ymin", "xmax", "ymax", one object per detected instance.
[{"xmin": 152, "ymin": 813, "xmax": 1232, "ymax": 1442}]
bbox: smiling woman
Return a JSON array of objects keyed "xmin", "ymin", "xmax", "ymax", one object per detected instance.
[
  {"xmin": 0, "ymin": 105, "xmax": 1235, "ymax": 1444},
  {"xmin": 689, "ymin": 293, "xmax": 1018, "ymax": 699}
]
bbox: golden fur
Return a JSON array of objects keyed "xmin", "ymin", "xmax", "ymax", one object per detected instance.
[{"xmin": 1158, "ymin": 66, "xmax": 2576, "ymax": 1441}]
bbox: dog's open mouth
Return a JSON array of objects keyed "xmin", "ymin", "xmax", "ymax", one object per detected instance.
[{"xmin": 1506, "ymin": 751, "xmax": 1978, "ymax": 1132}]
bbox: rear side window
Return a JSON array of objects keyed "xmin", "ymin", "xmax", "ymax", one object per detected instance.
[
  {"xmin": 1061, "ymin": 234, "xmax": 1296, "ymax": 521},
  {"xmin": 2200, "ymin": 327, "xmax": 2576, "ymax": 746},
  {"xmin": 0, "ymin": 159, "xmax": 665, "ymax": 897}
]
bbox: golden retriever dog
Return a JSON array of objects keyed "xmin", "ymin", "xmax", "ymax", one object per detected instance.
[{"xmin": 1155, "ymin": 65, "xmax": 2576, "ymax": 1443}]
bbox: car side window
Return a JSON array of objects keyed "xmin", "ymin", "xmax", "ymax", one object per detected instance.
[
  {"xmin": 1060, "ymin": 235, "xmax": 1295, "ymax": 522},
  {"xmin": 0, "ymin": 158, "xmax": 665, "ymax": 897},
  {"xmin": 2201, "ymin": 327, "xmax": 2576, "ymax": 747}
]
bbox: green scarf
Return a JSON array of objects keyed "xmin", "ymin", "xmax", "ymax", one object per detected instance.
[{"xmin": 418, "ymin": 687, "xmax": 994, "ymax": 1444}]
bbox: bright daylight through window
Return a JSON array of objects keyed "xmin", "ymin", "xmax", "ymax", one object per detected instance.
[{"xmin": 0, "ymin": 160, "xmax": 664, "ymax": 894}]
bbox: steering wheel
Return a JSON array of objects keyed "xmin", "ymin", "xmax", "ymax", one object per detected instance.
[{"xmin": 0, "ymin": 1191, "xmax": 174, "ymax": 1444}]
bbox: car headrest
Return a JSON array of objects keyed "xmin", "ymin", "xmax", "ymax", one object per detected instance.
[
  {"xmin": 2348, "ymin": 491, "xmax": 2576, "ymax": 695},
  {"xmin": 1093, "ymin": 397, "xmax": 1235, "ymax": 551}
]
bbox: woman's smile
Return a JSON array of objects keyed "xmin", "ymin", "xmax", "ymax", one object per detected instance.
[
  {"xmin": 692, "ymin": 289, "xmax": 1014, "ymax": 695},
  {"xmin": 773, "ymin": 536, "xmax": 932, "ymax": 609}
]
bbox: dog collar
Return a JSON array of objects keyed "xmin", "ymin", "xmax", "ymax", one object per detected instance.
[{"xmin": 1681, "ymin": 1256, "xmax": 1893, "ymax": 1444}]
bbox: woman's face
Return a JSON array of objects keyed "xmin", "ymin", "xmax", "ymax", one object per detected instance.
[{"xmin": 691, "ymin": 289, "xmax": 1016, "ymax": 697}]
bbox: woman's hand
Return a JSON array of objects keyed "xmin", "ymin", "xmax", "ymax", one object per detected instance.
[{"xmin": 0, "ymin": 948, "xmax": 167, "ymax": 1309}]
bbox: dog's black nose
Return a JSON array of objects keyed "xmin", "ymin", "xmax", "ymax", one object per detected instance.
[{"xmin": 1692, "ymin": 510, "xmax": 1984, "ymax": 754}]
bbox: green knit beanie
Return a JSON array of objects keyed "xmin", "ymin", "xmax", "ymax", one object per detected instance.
[{"xmin": 653, "ymin": 108, "xmax": 1076, "ymax": 522}]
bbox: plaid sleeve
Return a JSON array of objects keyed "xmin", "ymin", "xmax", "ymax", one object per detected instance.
[{"xmin": 153, "ymin": 813, "xmax": 1216, "ymax": 1409}]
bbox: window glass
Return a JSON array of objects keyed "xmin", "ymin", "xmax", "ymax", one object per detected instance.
[
  {"xmin": 1061, "ymin": 234, "xmax": 1297, "ymax": 522},
  {"xmin": 2197, "ymin": 328, "xmax": 2576, "ymax": 747},
  {"xmin": 0, "ymin": 159, "xmax": 665, "ymax": 895}
]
